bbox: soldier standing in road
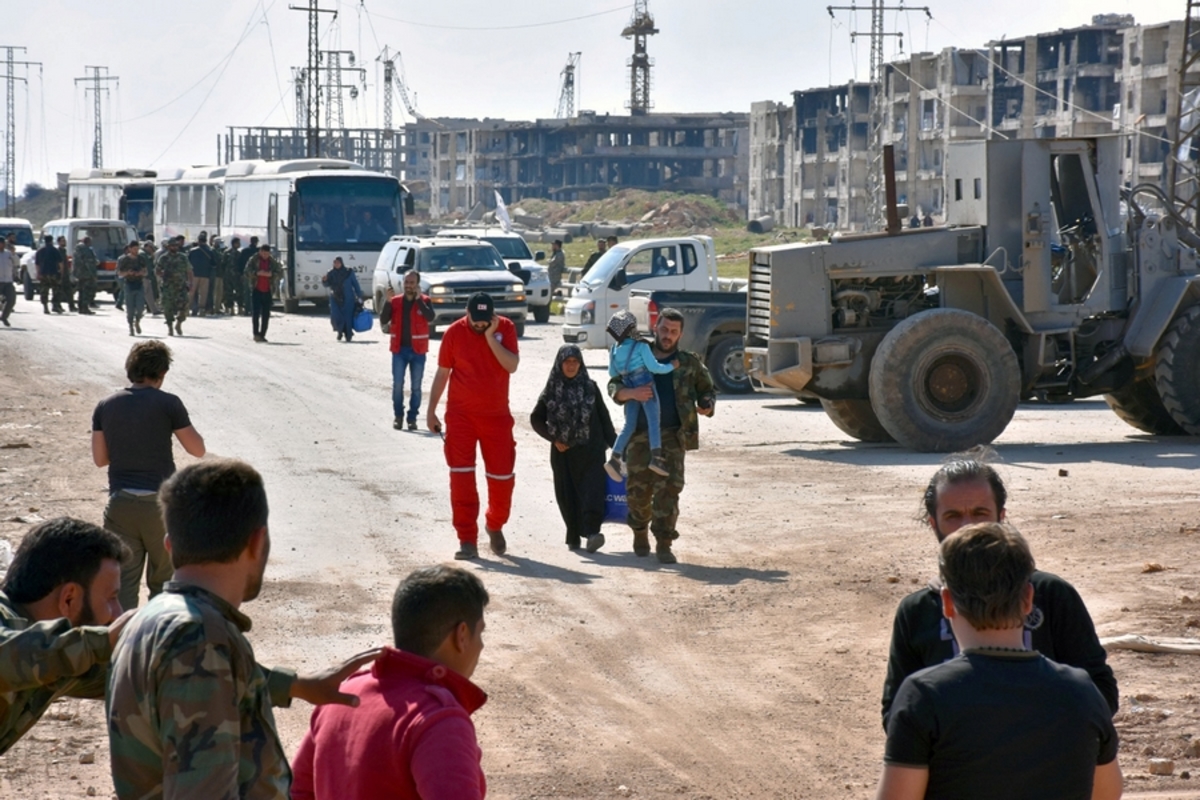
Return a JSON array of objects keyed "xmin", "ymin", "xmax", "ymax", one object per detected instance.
[
  {"xmin": 249, "ymin": 244, "xmax": 283, "ymax": 343},
  {"xmin": 140, "ymin": 240, "xmax": 160, "ymax": 315},
  {"xmin": 34, "ymin": 235, "xmax": 63, "ymax": 314},
  {"xmin": 426, "ymin": 293, "xmax": 520, "ymax": 560},
  {"xmin": 608, "ymin": 308, "xmax": 715, "ymax": 564},
  {"xmin": 188, "ymin": 231, "xmax": 215, "ymax": 317},
  {"xmin": 0, "ymin": 237, "xmax": 17, "ymax": 327},
  {"xmin": 57, "ymin": 235, "xmax": 77, "ymax": 313},
  {"xmin": 210, "ymin": 237, "xmax": 227, "ymax": 316},
  {"xmin": 240, "ymin": 235, "xmax": 260, "ymax": 316},
  {"xmin": 117, "ymin": 242, "xmax": 147, "ymax": 336},
  {"xmin": 155, "ymin": 237, "xmax": 192, "ymax": 336},
  {"xmin": 106, "ymin": 459, "xmax": 383, "ymax": 799},
  {"xmin": 73, "ymin": 236, "xmax": 100, "ymax": 315},
  {"xmin": 547, "ymin": 239, "xmax": 565, "ymax": 295},
  {"xmin": 226, "ymin": 236, "xmax": 243, "ymax": 315}
]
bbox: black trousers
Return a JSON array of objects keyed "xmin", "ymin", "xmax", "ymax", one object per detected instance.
[
  {"xmin": 550, "ymin": 443, "xmax": 607, "ymax": 545},
  {"xmin": 251, "ymin": 289, "xmax": 272, "ymax": 337}
]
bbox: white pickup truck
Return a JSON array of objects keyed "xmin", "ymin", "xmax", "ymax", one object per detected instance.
[{"xmin": 561, "ymin": 235, "xmax": 727, "ymax": 349}]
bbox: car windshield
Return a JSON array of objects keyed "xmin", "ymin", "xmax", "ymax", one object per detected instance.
[
  {"xmin": 0, "ymin": 226, "xmax": 34, "ymax": 248},
  {"xmin": 583, "ymin": 246, "xmax": 630, "ymax": 286},
  {"xmin": 481, "ymin": 236, "xmax": 532, "ymax": 260},
  {"xmin": 418, "ymin": 245, "xmax": 506, "ymax": 273},
  {"xmin": 78, "ymin": 226, "xmax": 133, "ymax": 260}
]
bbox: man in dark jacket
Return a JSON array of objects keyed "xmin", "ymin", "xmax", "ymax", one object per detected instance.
[
  {"xmin": 879, "ymin": 458, "xmax": 1119, "ymax": 728},
  {"xmin": 34, "ymin": 235, "xmax": 63, "ymax": 314},
  {"xmin": 187, "ymin": 232, "xmax": 215, "ymax": 316}
]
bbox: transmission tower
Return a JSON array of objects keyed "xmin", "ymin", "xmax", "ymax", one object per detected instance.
[
  {"xmin": 290, "ymin": 0, "xmax": 337, "ymax": 157},
  {"xmin": 1169, "ymin": 0, "xmax": 1200, "ymax": 225},
  {"xmin": 319, "ymin": 50, "xmax": 363, "ymax": 131},
  {"xmin": 0, "ymin": 46, "xmax": 40, "ymax": 214},
  {"xmin": 828, "ymin": 1, "xmax": 930, "ymax": 230},
  {"xmin": 292, "ymin": 67, "xmax": 307, "ymax": 125},
  {"xmin": 377, "ymin": 47, "xmax": 397, "ymax": 131},
  {"xmin": 621, "ymin": 1, "xmax": 658, "ymax": 115},
  {"xmin": 74, "ymin": 66, "xmax": 118, "ymax": 169},
  {"xmin": 555, "ymin": 52, "xmax": 581, "ymax": 118}
]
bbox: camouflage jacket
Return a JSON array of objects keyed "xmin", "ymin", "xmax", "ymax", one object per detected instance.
[
  {"xmin": 73, "ymin": 244, "xmax": 99, "ymax": 280},
  {"xmin": 0, "ymin": 590, "xmax": 112, "ymax": 754},
  {"xmin": 246, "ymin": 254, "xmax": 284, "ymax": 291},
  {"xmin": 139, "ymin": 249, "xmax": 157, "ymax": 277},
  {"xmin": 118, "ymin": 254, "xmax": 146, "ymax": 281},
  {"xmin": 107, "ymin": 582, "xmax": 297, "ymax": 800},
  {"xmin": 156, "ymin": 250, "xmax": 192, "ymax": 289},
  {"xmin": 608, "ymin": 348, "xmax": 715, "ymax": 451}
]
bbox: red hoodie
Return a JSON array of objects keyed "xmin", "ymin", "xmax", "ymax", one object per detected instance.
[{"xmin": 291, "ymin": 647, "xmax": 487, "ymax": 800}]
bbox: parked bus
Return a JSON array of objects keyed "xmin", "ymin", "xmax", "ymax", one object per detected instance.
[
  {"xmin": 65, "ymin": 168, "xmax": 157, "ymax": 238},
  {"xmin": 221, "ymin": 158, "xmax": 411, "ymax": 311},
  {"xmin": 153, "ymin": 165, "xmax": 228, "ymax": 244}
]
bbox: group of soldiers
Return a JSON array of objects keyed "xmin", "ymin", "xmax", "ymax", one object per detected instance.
[{"xmin": 30, "ymin": 234, "xmax": 105, "ymax": 315}]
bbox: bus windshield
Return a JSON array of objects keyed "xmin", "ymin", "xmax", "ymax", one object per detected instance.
[
  {"xmin": 0, "ymin": 226, "xmax": 34, "ymax": 248},
  {"xmin": 417, "ymin": 245, "xmax": 507, "ymax": 273},
  {"xmin": 296, "ymin": 176, "xmax": 401, "ymax": 249},
  {"xmin": 481, "ymin": 236, "xmax": 533, "ymax": 260}
]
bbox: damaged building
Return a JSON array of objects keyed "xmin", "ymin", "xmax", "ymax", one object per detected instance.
[{"xmin": 750, "ymin": 14, "xmax": 1198, "ymax": 231}]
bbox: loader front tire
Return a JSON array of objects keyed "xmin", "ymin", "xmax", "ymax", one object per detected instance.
[
  {"xmin": 869, "ymin": 309, "xmax": 1020, "ymax": 452},
  {"xmin": 820, "ymin": 399, "xmax": 895, "ymax": 443},
  {"xmin": 1155, "ymin": 304, "xmax": 1200, "ymax": 435}
]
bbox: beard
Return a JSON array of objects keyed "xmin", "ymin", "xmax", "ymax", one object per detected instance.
[{"xmin": 75, "ymin": 595, "xmax": 99, "ymax": 627}]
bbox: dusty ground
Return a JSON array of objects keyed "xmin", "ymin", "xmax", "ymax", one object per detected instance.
[{"xmin": 1, "ymin": 297, "xmax": 1199, "ymax": 799}]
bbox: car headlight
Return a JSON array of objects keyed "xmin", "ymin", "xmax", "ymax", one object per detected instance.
[
  {"xmin": 580, "ymin": 300, "xmax": 595, "ymax": 325},
  {"xmin": 510, "ymin": 283, "xmax": 524, "ymax": 293},
  {"xmin": 430, "ymin": 285, "xmax": 451, "ymax": 295}
]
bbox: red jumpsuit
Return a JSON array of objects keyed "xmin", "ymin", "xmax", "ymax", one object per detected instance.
[{"xmin": 438, "ymin": 316, "xmax": 518, "ymax": 543}]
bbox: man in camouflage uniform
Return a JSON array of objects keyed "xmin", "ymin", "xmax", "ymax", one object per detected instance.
[
  {"xmin": 140, "ymin": 240, "xmax": 160, "ymax": 315},
  {"xmin": 155, "ymin": 236, "xmax": 192, "ymax": 336},
  {"xmin": 0, "ymin": 517, "xmax": 130, "ymax": 754},
  {"xmin": 57, "ymin": 235, "xmax": 77, "ymax": 312},
  {"xmin": 210, "ymin": 237, "xmax": 227, "ymax": 316},
  {"xmin": 73, "ymin": 235, "xmax": 100, "ymax": 315},
  {"xmin": 609, "ymin": 308, "xmax": 715, "ymax": 564},
  {"xmin": 226, "ymin": 236, "xmax": 243, "ymax": 315},
  {"xmin": 106, "ymin": 459, "xmax": 381, "ymax": 798}
]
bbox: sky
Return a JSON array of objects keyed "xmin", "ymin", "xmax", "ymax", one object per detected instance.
[{"xmin": 0, "ymin": 0, "xmax": 1187, "ymax": 189}]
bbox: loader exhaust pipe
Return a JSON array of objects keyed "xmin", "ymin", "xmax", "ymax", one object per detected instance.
[{"xmin": 884, "ymin": 144, "xmax": 902, "ymax": 235}]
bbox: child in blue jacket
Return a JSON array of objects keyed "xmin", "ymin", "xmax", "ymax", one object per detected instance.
[{"xmin": 605, "ymin": 310, "xmax": 674, "ymax": 480}]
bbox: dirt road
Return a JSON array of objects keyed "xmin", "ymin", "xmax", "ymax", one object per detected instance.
[{"xmin": 2, "ymin": 300, "xmax": 1199, "ymax": 799}]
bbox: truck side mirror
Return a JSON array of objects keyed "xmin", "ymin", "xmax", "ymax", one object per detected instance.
[
  {"xmin": 610, "ymin": 269, "xmax": 627, "ymax": 291},
  {"xmin": 534, "ymin": 251, "xmax": 545, "ymax": 261}
]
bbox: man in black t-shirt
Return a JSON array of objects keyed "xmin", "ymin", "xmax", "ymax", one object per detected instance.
[
  {"xmin": 880, "ymin": 459, "xmax": 1117, "ymax": 727},
  {"xmin": 877, "ymin": 522, "xmax": 1121, "ymax": 800},
  {"xmin": 91, "ymin": 341, "xmax": 206, "ymax": 610}
]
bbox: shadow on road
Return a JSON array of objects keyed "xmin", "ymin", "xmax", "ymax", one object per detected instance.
[
  {"xmin": 579, "ymin": 549, "xmax": 789, "ymax": 584},
  {"xmin": 474, "ymin": 553, "xmax": 603, "ymax": 585}
]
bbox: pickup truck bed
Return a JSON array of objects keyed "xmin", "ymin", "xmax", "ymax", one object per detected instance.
[{"xmin": 629, "ymin": 287, "xmax": 749, "ymax": 393}]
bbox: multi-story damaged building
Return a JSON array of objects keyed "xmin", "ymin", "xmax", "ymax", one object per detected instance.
[
  {"xmin": 750, "ymin": 13, "xmax": 1200, "ymax": 231},
  {"xmin": 426, "ymin": 112, "xmax": 748, "ymax": 216},
  {"xmin": 225, "ymin": 112, "xmax": 748, "ymax": 217}
]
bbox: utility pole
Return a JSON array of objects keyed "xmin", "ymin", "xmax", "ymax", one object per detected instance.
[
  {"xmin": 556, "ymin": 52, "xmax": 582, "ymax": 118},
  {"xmin": 621, "ymin": 0, "xmax": 658, "ymax": 115},
  {"xmin": 289, "ymin": 0, "xmax": 337, "ymax": 157},
  {"xmin": 318, "ymin": 49, "xmax": 363, "ymax": 158},
  {"xmin": 1169, "ymin": 0, "xmax": 1200, "ymax": 225},
  {"xmin": 0, "ymin": 46, "xmax": 40, "ymax": 214},
  {"xmin": 74, "ymin": 66, "xmax": 118, "ymax": 169},
  {"xmin": 827, "ymin": 2, "xmax": 930, "ymax": 230}
]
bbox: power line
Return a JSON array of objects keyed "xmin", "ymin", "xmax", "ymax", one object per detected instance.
[{"xmin": 364, "ymin": 3, "xmax": 631, "ymax": 32}]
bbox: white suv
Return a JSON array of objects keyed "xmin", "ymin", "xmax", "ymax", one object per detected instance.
[
  {"xmin": 372, "ymin": 236, "xmax": 528, "ymax": 337},
  {"xmin": 436, "ymin": 228, "xmax": 552, "ymax": 323}
]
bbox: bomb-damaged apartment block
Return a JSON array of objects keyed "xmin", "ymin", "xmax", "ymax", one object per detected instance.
[{"xmin": 749, "ymin": 14, "xmax": 1199, "ymax": 231}]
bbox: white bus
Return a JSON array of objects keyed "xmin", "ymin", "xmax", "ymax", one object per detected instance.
[
  {"xmin": 153, "ymin": 165, "xmax": 229, "ymax": 244},
  {"xmin": 65, "ymin": 168, "xmax": 157, "ymax": 238},
  {"xmin": 222, "ymin": 158, "xmax": 410, "ymax": 310}
]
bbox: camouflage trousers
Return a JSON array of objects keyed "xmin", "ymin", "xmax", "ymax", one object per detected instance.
[
  {"xmin": 76, "ymin": 277, "xmax": 97, "ymax": 310},
  {"xmin": 160, "ymin": 284, "xmax": 189, "ymax": 324},
  {"xmin": 625, "ymin": 427, "xmax": 686, "ymax": 542}
]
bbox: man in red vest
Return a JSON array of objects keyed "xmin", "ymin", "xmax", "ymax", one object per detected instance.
[
  {"xmin": 380, "ymin": 270, "xmax": 435, "ymax": 431},
  {"xmin": 426, "ymin": 293, "xmax": 519, "ymax": 560}
]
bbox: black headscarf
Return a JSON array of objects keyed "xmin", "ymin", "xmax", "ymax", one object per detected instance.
[{"xmin": 538, "ymin": 345, "xmax": 596, "ymax": 447}]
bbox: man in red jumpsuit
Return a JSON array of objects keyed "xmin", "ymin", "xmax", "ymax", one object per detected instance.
[{"xmin": 427, "ymin": 293, "xmax": 520, "ymax": 560}]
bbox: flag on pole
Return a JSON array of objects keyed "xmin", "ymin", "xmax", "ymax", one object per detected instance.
[{"xmin": 494, "ymin": 190, "xmax": 513, "ymax": 233}]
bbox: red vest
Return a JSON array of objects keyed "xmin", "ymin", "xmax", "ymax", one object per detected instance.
[{"xmin": 389, "ymin": 294, "xmax": 430, "ymax": 355}]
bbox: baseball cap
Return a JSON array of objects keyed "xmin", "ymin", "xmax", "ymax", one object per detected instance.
[{"xmin": 467, "ymin": 292, "xmax": 494, "ymax": 322}]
